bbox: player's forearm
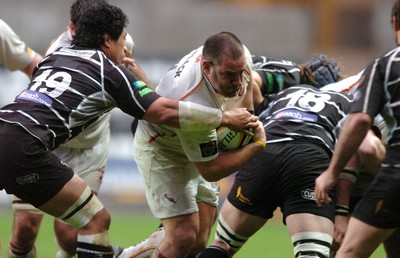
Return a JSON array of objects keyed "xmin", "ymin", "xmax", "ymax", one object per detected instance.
[
  {"xmin": 329, "ymin": 114, "xmax": 372, "ymax": 177},
  {"xmin": 195, "ymin": 142, "xmax": 265, "ymax": 182},
  {"xmin": 144, "ymin": 98, "xmax": 222, "ymax": 131},
  {"xmin": 334, "ymin": 178, "xmax": 354, "ymax": 217}
]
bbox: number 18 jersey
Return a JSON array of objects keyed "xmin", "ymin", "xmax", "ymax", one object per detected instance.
[{"xmin": 260, "ymin": 85, "xmax": 352, "ymax": 154}]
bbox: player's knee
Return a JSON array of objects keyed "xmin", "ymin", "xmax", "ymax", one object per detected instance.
[
  {"xmin": 173, "ymin": 229, "xmax": 197, "ymax": 252},
  {"xmin": 11, "ymin": 211, "xmax": 42, "ymax": 249},
  {"xmin": 55, "ymin": 220, "xmax": 78, "ymax": 256},
  {"xmin": 57, "ymin": 186, "xmax": 107, "ymax": 230},
  {"xmin": 162, "ymin": 224, "xmax": 197, "ymax": 255},
  {"xmin": 214, "ymin": 214, "xmax": 248, "ymax": 254},
  {"xmin": 291, "ymin": 232, "xmax": 332, "ymax": 258}
]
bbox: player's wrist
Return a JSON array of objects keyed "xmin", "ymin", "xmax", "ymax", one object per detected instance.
[
  {"xmin": 335, "ymin": 204, "xmax": 349, "ymax": 217},
  {"xmin": 254, "ymin": 140, "xmax": 266, "ymax": 150}
]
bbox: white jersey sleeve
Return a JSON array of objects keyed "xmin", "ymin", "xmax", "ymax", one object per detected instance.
[
  {"xmin": 320, "ymin": 71, "xmax": 363, "ymax": 95},
  {"xmin": 45, "ymin": 27, "xmax": 73, "ymax": 55},
  {"xmin": 0, "ymin": 19, "xmax": 36, "ymax": 71}
]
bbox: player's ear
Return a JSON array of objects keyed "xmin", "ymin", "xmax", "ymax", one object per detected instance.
[
  {"xmin": 393, "ymin": 15, "xmax": 400, "ymax": 31},
  {"xmin": 202, "ymin": 59, "xmax": 213, "ymax": 74},
  {"xmin": 103, "ymin": 34, "xmax": 111, "ymax": 48},
  {"xmin": 68, "ymin": 21, "xmax": 76, "ymax": 37}
]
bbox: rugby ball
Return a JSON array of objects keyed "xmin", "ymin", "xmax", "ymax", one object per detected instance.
[{"xmin": 216, "ymin": 127, "xmax": 253, "ymax": 151}]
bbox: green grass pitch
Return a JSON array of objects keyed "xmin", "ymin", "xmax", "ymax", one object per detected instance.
[{"xmin": 0, "ymin": 208, "xmax": 385, "ymax": 257}]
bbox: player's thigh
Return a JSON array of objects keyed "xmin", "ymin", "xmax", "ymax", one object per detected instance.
[
  {"xmin": 220, "ymin": 200, "xmax": 266, "ymax": 237},
  {"xmin": 286, "ymin": 213, "xmax": 334, "ymax": 236},
  {"xmin": 338, "ymin": 217, "xmax": 394, "ymax": 257},
  {"xmin": 11, "ymin": 195, "xmax": 43, "ymax": 215},
  {"xmin": 38, "ymin": 174, "xmax": 88, "ymax": 217},
  {"xmin": 134, "ymin": 141, "xmax": 209, "ymax": 219}
]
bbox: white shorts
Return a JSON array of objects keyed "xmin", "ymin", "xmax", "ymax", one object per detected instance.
[
  {"xmin": 133, "ymin": 136, "xmax": 219, "ymax": 219},
  {"xmin": 53, "ymin": 130, "xmax": 110, "ymax": 193},
  {"xmin": 12, "ymin": 129, "xmax": 110, "ymax": 213}
]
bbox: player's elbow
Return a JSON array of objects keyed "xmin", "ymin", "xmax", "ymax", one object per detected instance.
[
  {"xmin": 199, "ymin": 169, "xmax": 220, "ymax": 182},
  {"xmin": 194, "ymin": 164, "xmax": 223, "ymax": 182}
]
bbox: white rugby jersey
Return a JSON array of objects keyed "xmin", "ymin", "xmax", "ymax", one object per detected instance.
[
  {"xmin": 320, "ymin": 71, "xmax": 363, "ymax": 95},
  {"xmin": 135, "ymin": 46, "xmax": 252, "ymax": 162},
  {"xmin": 0, "ymin": 19, "xmax": 37, "ymax": 71}
]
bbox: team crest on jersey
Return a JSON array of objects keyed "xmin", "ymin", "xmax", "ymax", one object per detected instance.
[{"xmin": 200, "ymin": 140, "xmax": 218, "ymax": 157}]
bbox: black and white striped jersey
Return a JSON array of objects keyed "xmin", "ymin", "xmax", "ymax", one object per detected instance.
[
  {"xmin": 252, "ymin": 55, "xmax": 303, "ymax": 95},
  {"xmin": 0, "ymin": 46, "xmax": 159, "ymax": 150},
  {"xmin": 351, "ymin": 46, "xmax": 400, "ymax": 165},
  {"xmin": 259, "ymin": 85, "xmax": 352, "ymax": 154}
]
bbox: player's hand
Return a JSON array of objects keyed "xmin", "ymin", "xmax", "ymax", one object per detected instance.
[
  {"xmin": 314, "ymin": 169, "xmax": 337, "ymax": 206},
  {"xmin": 221, "ymin": 108, "xmax": 258, "ymax": 135},
  {"xmin": 252, "ymin": 120, "xmax": 266, "ymax": 144},
  {"xmin": 123, "ymin": 56, "xmax": 137, "ymax": 68},
  {"xmin": 332, "ymin": 215, "xmax": 349, "ymax": 256}
]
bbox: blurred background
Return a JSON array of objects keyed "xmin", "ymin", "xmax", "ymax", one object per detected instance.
[{"xmin": 0, "ymin": 0, "xmax": 397, "ymax": 208}]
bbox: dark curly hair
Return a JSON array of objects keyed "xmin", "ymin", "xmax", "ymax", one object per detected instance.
[
  {"xmin": 70, "ymin": 0, "xmax": 108, "ymax": 26},
  {"xmin": 72, "ymin": 4, "xmax": 128, "ymax": 49}
]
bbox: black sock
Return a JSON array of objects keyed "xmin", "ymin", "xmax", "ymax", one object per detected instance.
[
  {"xmin": 76, "ymin": 242, "xmax": 114, "ymax": 258},
  {"xmin": 196, "ymin": 245, "xmax": 229, "ymax": 258}
]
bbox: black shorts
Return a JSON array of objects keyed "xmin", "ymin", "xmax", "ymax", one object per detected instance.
[
  {"xmin": 228, "ymin": 141, "xmax": 335, "ymax": 224},
  {"xmin": 352, "ymin": 167, "xmax": 400, "ymax": 229},
  {"xmin": 0, "ymin": 122, "xmax": 74, "ymax": 207}
]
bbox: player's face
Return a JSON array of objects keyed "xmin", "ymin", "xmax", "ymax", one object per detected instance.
[
  {"xmin": 205, "ymin": 54, "xmax": 247, "ymax": 98},
  {"xmin": 106, "ymin": 30, "xmax": 127, "ymax": 65}
]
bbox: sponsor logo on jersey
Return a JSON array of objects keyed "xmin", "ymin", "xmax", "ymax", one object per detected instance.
[
  {"xmin": 274, "ymin": 109, "xmax": 317, "ymax": 122},
  {"xmin": 374, "ymin": 199, "xmax": 391, "ymax": 216},
  {"xmin": 139, "ymin": 87, "xmax": 153, "ymax": 97},
  {"xmin": 134, "ymin": 81, "xmax": 154, "ymax": 97},
  {"xmin": 236, "ymin": 186, "xmax": 252, "ymax": 205},
  {"xmin": 16, "ymin": 173, "xmax": 39, "ymax": 185},
  {"xmin": 17, "ymin": 90, "xmax": 53, "ymax": 105},
  {"xmin": 133, "ymin": 80, "xmax": 147, "ymax": 89},
  {"xmin": 200, "ymin": 140, "xmax": 218, "ymax": 157},
  {"xmin": 174, "ymin": 51, "xmax": 198, "ymax": 78},
  {"xmin": 301, "ymin": 188, "xmax": 316, "ymax": 200}
]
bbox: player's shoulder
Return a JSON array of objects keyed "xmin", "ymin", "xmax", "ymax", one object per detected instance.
[
  {"xmin": 0, "ymin": 19, "xmax": 13, "ymax": 35},
  {"xmin": 46, "ymin": 27, "xmax": 72, "ymax": 55}
]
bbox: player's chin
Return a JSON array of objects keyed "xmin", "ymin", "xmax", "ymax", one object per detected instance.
[{"xmin": 224, "ymin": 89, "xmax": 239, "ymax": 98}]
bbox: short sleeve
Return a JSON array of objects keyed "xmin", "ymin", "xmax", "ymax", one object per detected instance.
[{"xmin": 0, "ymin": 19, "xmax": 35, "ymax": 71}]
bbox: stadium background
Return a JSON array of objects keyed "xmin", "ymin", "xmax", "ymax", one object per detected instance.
[{"xmin": 0, "ymin": 0, "xmax": 393, "ymax": 256}]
